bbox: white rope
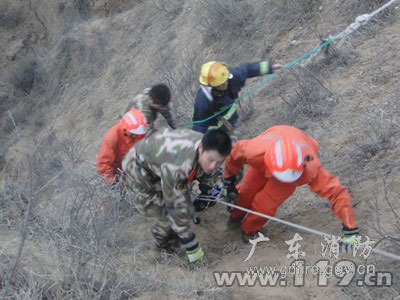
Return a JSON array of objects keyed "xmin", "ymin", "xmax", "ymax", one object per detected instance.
[
  {"xmin": 336, "ymin": 0, "xmax": 399, "ymax": 47},
  {"xmin": 301, "ymin": 0, "xmax": 399, "ymax": 66},
  {"xmin": 198, "ymin": 195, "xmax": 400, "ymax": 261}
]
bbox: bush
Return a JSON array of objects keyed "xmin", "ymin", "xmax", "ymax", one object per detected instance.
[
  {"xmin": 8, "ymin": 58, "xmax": 38, "ymax": 95},
  {"xmin": 354, "ymin": 95, "xmax": 399, "ymax": 161},
  {"xmin": 4, "ymin": 46, "xmax": 64, "ymax": 132},
  {"xmin": 264, "ymin": 0, "xmax": 322, "ymax": 33},
  {"xmin": 58, "ymin": 0, "xmax": 92, "ymax": 21},
  {"xmin": 0, "ymin": 133, "xmax": 229, "ymax": 299},
  {"xmin": 145, "ymin": 41, "xmax": 205, "ymax": 125},
  {"xmin": 269, "ymin": 67, "xmax": 335, "ymax": 128},
  {"xmin": 197, "ymin": 0, "xmax": 256, "ymax": 42},
  {"xmin": 0, "ymin": 0, "xmax": 24, "ymax": 29}
]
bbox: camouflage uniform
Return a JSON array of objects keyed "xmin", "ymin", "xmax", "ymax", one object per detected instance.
[
  {"xmin": 122, "ymin": 128, "xmax": 212, "ymax": 250},
  {"xmin": 125, "ymin": 88, "xmax": 176, "ymax": 129}
]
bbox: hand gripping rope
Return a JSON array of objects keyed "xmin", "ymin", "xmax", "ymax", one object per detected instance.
[
  {"xmin": 177, "ymin": 0, "xmax": 400, "ymax": 128},
  {"xmin": 196, "ymin": 194, "xmax": 400, "ymax": 262}
]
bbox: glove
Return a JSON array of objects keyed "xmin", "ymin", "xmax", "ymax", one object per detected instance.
[
  {"xmin": 192, "ymin": 183, "xmax": 218, "ymax": 211},
  {"xmin": 193, "ymin": 198, "xmax": 213, "ymax": 211},
  {"xmin": 186, "ymin": 245, "xmax": 205, "ymax": 263},
  {"xmin": 222, "ymin": 176, "xmax": 239, "ymax": 202},
  {"xmin": 109, "ymin": 182, "xmax": 125, "ymax": 201},
  {"xmin": 339, "ymin": 225, "xmax": 360, "ymax": 253},
  {"xmin": 192, "ymin": 194, "xmax": 217, "ymax": 212}
]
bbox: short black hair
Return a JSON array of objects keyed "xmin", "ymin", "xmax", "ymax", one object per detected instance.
[
  {"xmin": 201, "ymin": 129, "xmax": 232, "ymax": 156},
  {"xmin": 149, "ymin": 84, "xmax": 171, "ymax": 106}
]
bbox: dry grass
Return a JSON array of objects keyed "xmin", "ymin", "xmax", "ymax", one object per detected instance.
[
  {"xmin": 4, "ymin": 46, "xmax": 63, "ymax": 130},
  {"xmin": 1, "ymin": 0, "xmax": 400, "ymax": 298},
  {"xmin": 145, "ymin": 42, "xmax": 205, "ymax": 125},
  {"xmin": 0, "ymin": 133, "xmax": 229, "ymax": 299},
  {"xmin": 197, "ymin": 0, "xmax": 256, "ymax": 43},
  {"xmin": 353, "ymin": 90, "xmax": 400, "ymax": 161},
  {"xmin": 0, "ymin": 0, "xmax": 24, "ymax": 29},
  {"xmin": 266, "ymin": 66, "xmax": 335, "ymax": 130},
  {"xmin": 356, "ymin": 167, "xmax": 400, "ymax": 298}
]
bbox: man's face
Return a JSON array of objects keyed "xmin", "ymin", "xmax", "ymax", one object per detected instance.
[
  {"xmin": 214, "ymin": 81, "xmax": 228, "ymax": 91},
  {"xmin": 198, "ymin": 144, "xmax": 227, "ymax": 174},
  {"xmin": 148, "ymin": 96, "xmax": 164, "ymax": 109}
]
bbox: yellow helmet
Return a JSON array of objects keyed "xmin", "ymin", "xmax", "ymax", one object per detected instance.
[{"xmin": 199, "ymin": 61, "xmax": 230, "ymax": 87}]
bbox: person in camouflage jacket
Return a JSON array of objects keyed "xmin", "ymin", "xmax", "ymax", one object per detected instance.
[
  {"xmin": 122, "ymin": 128, "xmax": 232, "ymax": 263},
  {"xmin": 124, "ymin": 84, "xmax": 176, "ymax": 129}
]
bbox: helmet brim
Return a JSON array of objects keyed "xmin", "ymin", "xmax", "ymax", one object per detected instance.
[
  {"xmin": 273, "ymin": 169, "xmax": 303, "ymax": 183},
  {"xmin": 128, "ymin": 125, "xmax": 148, "ymax": 135}
]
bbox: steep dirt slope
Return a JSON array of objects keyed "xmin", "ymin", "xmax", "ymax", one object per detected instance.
[{"xmin": 1, "ymin": 0, "xmax": 399, "ymax": 299}]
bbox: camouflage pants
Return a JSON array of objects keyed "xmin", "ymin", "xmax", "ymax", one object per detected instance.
[
  {"xmin": 124, "ymin": 159, "xmax": 178, "ymax": 248},
  {"xmin": 134, "ymin": 189, "xmax": 181, "ymax": 248}
]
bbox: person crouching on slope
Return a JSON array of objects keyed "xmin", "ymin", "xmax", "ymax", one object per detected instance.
[
  {"xmin": 222, "ymin": 125, "xmax": 359, "ymax": 250},
  {"xmin": 97, "ymin": 108, "xmax": 149, "ymax": 186},
  {"xmin": 124, "ymin": 83, "xmax": 176, "ymax": 130},
  {"xmin": 122, "ymin": 128, "xmax": 232, "ymax": 264}
]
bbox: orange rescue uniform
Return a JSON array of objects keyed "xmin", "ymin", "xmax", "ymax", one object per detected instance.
[
  {"xmin": 224, "ymin": 125, "xmax": 356, "ymax": 234},
  {"xmin": 97, "ymin": 123, "xmax": 144, "ymax": 185}
]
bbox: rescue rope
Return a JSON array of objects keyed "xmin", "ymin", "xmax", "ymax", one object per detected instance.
[
  {"xmin": 177, "ymin": 0, "xmax": 399, "ymax": 127},
  {"xmin": 197, "ymin": 195, "xmax": 400, "ymax": 261}
]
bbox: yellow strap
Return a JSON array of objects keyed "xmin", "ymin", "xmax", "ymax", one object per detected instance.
[
  {"xmin": 187, "ymin": 247, "xmax": 204, "ymax": 263},
  {"xmin": 259, "ymin": 61, "xmax": 270, "ymax": 75},
  {"xmin": 208, "ymin": 102, "xmax": 237, "ymax": 131},
  {"xmin": 223, "ymin": 102, "xmax": 238, "ymax": 121}
]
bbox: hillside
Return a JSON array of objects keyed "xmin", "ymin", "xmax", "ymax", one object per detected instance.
[{"xmin": 1, "ymin": 0, "xmax": 399, "ymax": 299}]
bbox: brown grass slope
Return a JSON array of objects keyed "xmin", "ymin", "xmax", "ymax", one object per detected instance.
[{"xmin": 0, "ymin": 0, "xmax": 399, "ymax": 299}]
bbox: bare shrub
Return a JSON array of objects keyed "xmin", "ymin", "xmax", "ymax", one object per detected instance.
[
  {"xmin": 153, "ymin": 0, "xmax": 184, "ymax": 17},
  {"xmin": 237, "ymin": 89, "xmax": 255, "ymax": 123},
  {"xmin": 0, "ymin": 151, "xmax": 38, "ymax": 298},
  {"xmin": 0, "ymin": 167, "xmax": 120, "ymax": 298},
  {"xmin": 5, "ymin": 46, "xmax": 63, "ymax": 131},
  {"xmin": 264, "ymin": 0, "xmax": 322, "ymax": 33},
  {"xmin": 91, "ymin": 0, "xmax": 139, "ymax": 17},
  {"xmin": 8, "ymin": 57, "xmax": 38, "ymax": 95},
  {"xmin": 57, "ymin": 0, "xmax": 92, "ymax": 22},
  {"xmin": 53, "ymin": 34, "xmax": 109, "ymax": 79},
  {"xmin": 365, "ymin": 168, "xmax": 400, "ymax": 297},
  {"xmin": 307, "ymin": 43, "xmax": 359, "ymax": 73},
  {"xmin": 73, "ymin": 0, "xmax": 92, "ymax": 19},
  {"xmin": 270, "ymin": 67, "xmax": 335, "ymax": 128},
  {"xmin": 197, "ymin": 0, "xmax": 256, "ymax": 42},
  {"xmin": 0, "ymin": 175, "xmax": 28, "ymax": 229},
  {"xmin": 0, "ymin": 0, "xmax": 24, "ymax": 29},
  {"xmin": 347, "ymin": 0, "xmax": 396, "ymax": 18},
  {"xmin": 354, "ymin": 97, "xmax": 399, "ymax": 161},
  {"xmin": 342, "ymin": 0, "xmax": 399, "ymax": 48},
  {"xmin": 145, "ymin": 42, "xmax": 204, "ymax": 125},
  {"xmin": 1, "ymin": 170, "xmax": 229, "ymax": 298},
  {"xmin": 285, "ymin": 0, "xmax": 323, "ymax": 22},
  {"xmin": 0, "ymin": 134, "xmax": 228, "ymax": 299}
]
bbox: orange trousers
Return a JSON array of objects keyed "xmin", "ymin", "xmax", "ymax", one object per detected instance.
[{"xmin": 231, "ymin": 166, "xmax": 296, "ymax": 234}]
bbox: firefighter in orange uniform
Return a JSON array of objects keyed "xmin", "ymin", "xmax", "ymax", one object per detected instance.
[
  {"xmin": 97, "ymin": 108, "xmax": 149, "ymax": 185},
  {"xmin": 223, "ymin": 125, "xmax": 359, "ymax": 248}
]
